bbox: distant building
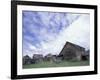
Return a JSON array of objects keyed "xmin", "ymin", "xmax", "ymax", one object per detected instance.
[
  {"xmin": 44, "ymin": 53, "xmax": 53, "ymax": 62},
  {"xmin": 23, "ymin": 55, "xmax": 32, "ymax": 65},
  {"xmin": 44, "ymin": 54, "xmax": 62, "ymax": 63},
  {"xmin": 59, "ymin": 42, "xmax": 85, "ymax": 61},
  {"xmin": 32, "ymin": 54, "xmax": 43, "ymax": 63}
]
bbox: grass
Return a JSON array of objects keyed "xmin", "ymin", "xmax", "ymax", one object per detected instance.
[{"xmin": 23, "ymin": 60, "xmax": 89, "ymax": 69}]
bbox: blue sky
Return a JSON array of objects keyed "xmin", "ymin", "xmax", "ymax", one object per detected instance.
[{"xmin": 22, "ymin": 11, "xmax": 90, "ymax": 57}]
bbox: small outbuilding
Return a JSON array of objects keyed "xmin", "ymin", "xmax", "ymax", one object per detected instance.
[
  {"xmin": 23, "ymin": 55, "xmax": 32, "ymax": 65},
  {"xmin": 32, "ymin": 54, "xmax": 43, "ymax": 63}
]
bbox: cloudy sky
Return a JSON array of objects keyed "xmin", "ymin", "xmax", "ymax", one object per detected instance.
[{"xmin": 22, "ymin": 11, "xmax": 90, "ymax": 57}]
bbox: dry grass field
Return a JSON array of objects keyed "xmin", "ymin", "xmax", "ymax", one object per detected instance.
[{"xmin": 23, "ymin": 60, "xmax": 89, "ymax": 69}]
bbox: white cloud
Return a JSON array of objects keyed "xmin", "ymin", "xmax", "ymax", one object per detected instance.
[
  {"xmin": 38, "ymin": 14, "xmax": 90, "ymax": 55},
  {"xmin": 62, "ymin": 14, "xmax": 90, "ymax": 49}
]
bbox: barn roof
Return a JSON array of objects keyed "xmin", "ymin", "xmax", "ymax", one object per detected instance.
[{"xmin": 59, "ymin": 41, "xmax": 85, "ymax": 55}]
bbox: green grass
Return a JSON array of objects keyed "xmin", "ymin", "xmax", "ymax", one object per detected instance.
[{"xmin": 23, "ymin": 60, "xmax": 89, "ymax": 69}]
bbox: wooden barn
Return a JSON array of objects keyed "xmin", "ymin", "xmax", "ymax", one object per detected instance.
[{"xmin": 59, "ymin": 42, "xmax": 85, "ymax": 61}]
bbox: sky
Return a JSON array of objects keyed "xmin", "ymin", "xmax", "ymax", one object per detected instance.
[{"xmin": 22, "ymin": 11, "xmax": 90, "ymax": 57}]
